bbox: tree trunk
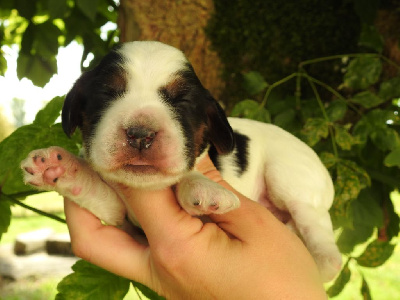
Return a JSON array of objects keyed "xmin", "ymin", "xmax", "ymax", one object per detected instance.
[{"xmin": 117, "ymin": 0, "xmax": 225, "ymax": 99}]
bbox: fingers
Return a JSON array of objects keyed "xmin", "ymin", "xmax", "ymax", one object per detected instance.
[
  {"xmin": 64, "ymin": 199, "xmax": 150, "ymax": 284},
  {"xmin": 120, "ymin": 187, "xmax": 205, "ymax": 247},
  {"xmin": 197, "ymin": 155, "xmax": 293, "ymax": 242}
]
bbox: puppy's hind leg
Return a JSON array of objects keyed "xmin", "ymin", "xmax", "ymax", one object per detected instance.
[{"xmin": 287, "ymin": 202, "xmax": 342, "ymax": 282}]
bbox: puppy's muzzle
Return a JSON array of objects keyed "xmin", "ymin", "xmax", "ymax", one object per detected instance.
[{"xmin": 126, "ymin": 127, "xmax": 156, "ymax": 150}]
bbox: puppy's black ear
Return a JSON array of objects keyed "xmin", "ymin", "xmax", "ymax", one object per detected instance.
[
  {"xmin": 206, "ymin": 96, "xmax": 235, "ymax": 154},
  {"xmin": 62, "ymin": 72, "xmax": 90, "ymax": 137}
]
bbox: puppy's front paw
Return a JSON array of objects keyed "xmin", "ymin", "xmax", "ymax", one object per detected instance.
[
  {"xmin": 20, "ymin": 147, "xmax": 79, "ymax": 194},
  {"xmin": 177, "ymin": 173, "xmax": 240, "ymax": 215}
]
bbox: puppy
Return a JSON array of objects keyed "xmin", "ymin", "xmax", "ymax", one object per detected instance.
[{"xmin": 21, "ymin": 41, "xmax": 342, "ymax": 282}]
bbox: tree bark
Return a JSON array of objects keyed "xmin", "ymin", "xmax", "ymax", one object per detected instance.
[{"xmin": 117, "ymin": 0, "xmax": 225, "ymax": 99}]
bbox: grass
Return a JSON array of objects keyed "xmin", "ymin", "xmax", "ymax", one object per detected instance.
[{"xmin": 1, "ymin": 192, "xmax": 400, "ymax": 299}]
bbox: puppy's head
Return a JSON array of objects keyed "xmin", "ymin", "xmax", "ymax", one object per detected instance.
[{"xmin": 62, "ymin": 41, "xmax": 234, "ymax": 189}]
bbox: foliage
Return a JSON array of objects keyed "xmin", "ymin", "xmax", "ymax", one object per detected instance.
[
  {"xmin": 232, "ymin": 52, "xmax": 400, "ymax": 298},
  {"xmin": 0, "ymin": 0, "xmax": 119, "ymax": 87},
  {"xmin": 56, "ymin": 260, "xmax": 131, "ymax": 300},
  {"xmin": 207, "ymin": 0, "xmax": 362, "ymax": 106}
]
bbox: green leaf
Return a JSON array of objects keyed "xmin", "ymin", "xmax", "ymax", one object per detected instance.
[
  {"xmin": 353, "ymin": 109, "xmax": 396, "ymax": 146},
  {"xmin": 358, "ymin": 23, "xmax": 384, "ymax": 53},
  {"xmin": 300, "ymin": 118, "xmax": 329, "ymax": 146},
  {"xmin": 15, "ymin": 0, "xmax": 36, "ymax": 20},
  {"xmin": 337, "ymin": 225, "xmax": 374, "ymax": 253},
  {"xmin": 340, "ymin": 159, "xmax": 371, "ymax": 189},
  {"xmin": 378, "ymin": 76, "xmax": 400, "ymax": 100},
  {"xmin": 343, "ymin": 56, "xmax": 382, "ymax": 90},
  {"xmin": 334, "ymin": 124, "xmax": 356, "ymax": 151},
  {"xmin": 48, "ymin": 0, "xmax": 69, "ymax": 19},
  {"xmin": 242, "ymin": 71, "xmax": 268, "ymax": 95},
  {"xmin": 384, "ymin": 147, "xmax": 400, "ymax": 167},
  {"xmin": 35, "ymin": 21, "xmax": 62, "ymax": 56},
  {"xmin": 350, "ymin": 91, "xmax": 384, "ymax": 109},
  {"xmin": 332, "ymin": 160, "xmax": 370, "ymax": 228},
  {"xmin": 356, "ymin": 240, "xmax": 395, "ymax": 267},
  {"xmin": 57, "ymin": 260, "xmax": 130, "ymax": 300},
  {"xmin": 326, "ymin": 100, "xmax": 347, "ymax": 122},
  {"xmin": 273, "ymin": 109, "xmax": 297, "ymax": 131},
  {"xmin": 230, "ymin": 99, "xmax": 271, "ymax": 123},
  {"xmin": 131, "ymin": 281, "xmax": 165, "ymax": 300},
  {"xmin": 327, "ymin": 261, "xmax": 350, "ymax": 297},
  {"xmin": 0, "ymin": 123, "xmax": 79, "ymax": 195},
  {"xmin": 370, "ymin": 127, "xmax": 400, "ymax": 151},
  {"xmin": 0, "ymin": 50, "xmax": 6, "ymax": 76},
  {"xmin": 0, "ymin": 196, "xmax": 11, "ymax": 241},
  {"xmin": 17, "ymin": 53, "xmax": 57, "ymax": 87},
  {"xmin": 76, "ymin": 0, "xmax": 99, "ymax": 22},
  {"xmin": 386, "ymin": 196, "xmax": 400, "ymax": 240},
  {"xmin": 360, "ymin": 276, "xmax": 372, "ymax": 300},
  {"xmin": 319, "ymin": 152, "xmax": 337, "ymax": 169},
  {"xmin": 20, "ymin": 21, "xmax": 35, "ymax": 54},
  {"xmin": 337, "ymin": 186, "xmax": 385, "ymax": 252},
  {"xmin": 34, "ymin": 96, "xmax": 64, "ymax": 126}
]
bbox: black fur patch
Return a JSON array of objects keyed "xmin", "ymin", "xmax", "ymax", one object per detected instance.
[
  {"xmin": 62, "ymin": 48, "xmax": 127, "ymax": 145},
  {"xmin": 208, "ymin": 131, "xmax": 249, "ymax": 176},
  {"xmin": 208, "ymin": 144, "xmax": 221, "ymax": 171},
  {"xmin": 233, "ymin": 131, "xmax": 249, "ymax": 176},
  {"xmin": 158, "ymin": 64, "xmax": 209, "ymax": 169}
]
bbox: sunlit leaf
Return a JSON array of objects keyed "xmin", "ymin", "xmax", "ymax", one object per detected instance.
[
  {"xmin": 0, "ymin": 123, "xmax": 79, "ymax": 195},
  {"xmin": 16, "ymin": 53, "xmax": 57, "ymax": 87},
  {"xmin": 34, "ymin": 96, "xmax": 64, "ymax": 127},
  {"xmin": 356, "ymin": 239, "xmax": 395, "ymax": 267},
  {"xmin": 131, "ymin": 281, "xmax": 165, "ymax": 300},
  {"xmin": 327, "ymin": 261, "xmax": 350, "ymax": 297},
  {"xmin": 56, "ymin": 260, "xmax": 130, "ymax": 300},
  {"xmin": 361, "ymin": 276, "xmax": 372, "ymax": 300}
]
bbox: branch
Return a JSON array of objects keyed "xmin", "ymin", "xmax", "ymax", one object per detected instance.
[{"xmin": 3, "ymin": 193, "xmax": 66, "ymax": 224}]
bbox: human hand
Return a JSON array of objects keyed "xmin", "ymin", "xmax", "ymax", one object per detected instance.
[{"xmin": 65, "ymin": 155, "xmax": 327, "ymax": 299}]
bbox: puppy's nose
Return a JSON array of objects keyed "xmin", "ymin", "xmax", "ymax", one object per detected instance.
[{"xmin": 126, "ymin": 127, "xmax": 156, "ymax": 150}]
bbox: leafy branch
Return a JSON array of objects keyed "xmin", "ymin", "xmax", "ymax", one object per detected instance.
[{"xmin": 234, "ymin": 52, "xmax": 400, "ymax": 298}]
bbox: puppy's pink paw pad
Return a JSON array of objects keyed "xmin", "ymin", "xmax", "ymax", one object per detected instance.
[{"xmin": 20, "ymin": 147, "xmax": 69, "ymax": 188}]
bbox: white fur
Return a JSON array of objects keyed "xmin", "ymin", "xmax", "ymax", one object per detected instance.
[
  {"xmin": 21, "ymin": 41, "xmax": 342, "ymax": 282},
  {"xmin": 89, "ymin": 42, "xmax": 189, "ymax": 189}
]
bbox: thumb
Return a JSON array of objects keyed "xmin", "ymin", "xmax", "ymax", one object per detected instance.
[{"xmin": 120, "ymin": 186, "xmax": 204, "ymax": 245}]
